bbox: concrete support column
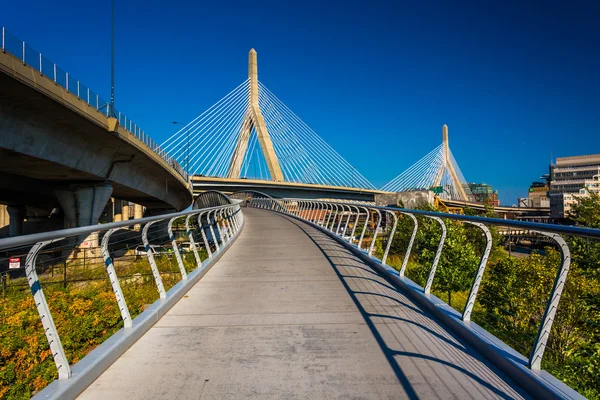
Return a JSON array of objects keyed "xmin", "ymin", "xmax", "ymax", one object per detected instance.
[
  {"xmin": 0, "ymin": 205, "xmax": 9, "ymax": 230},
  {"xmin": 101, "ymin": 198, "xmax": 114, "ymax": 223},
  {"xmin": 6, "ymin": 205, "xmax": 26, "ymax": 237},
  {"xmin": 122, "ymin": 202, "xmax": 130, "ymax": 222},
  {"xmin": 133, "ymin": 203, "xmax": 143, "ymax": 231},
  {"xmin": 54, "ymin": 183, "xmax": 113, "ymax": 259},
  {"xmin": 55, "ymin": 184, "xmax": 113, "ymax": 228},
  {"xmin": 133, "ymin": 204, "xmax": 143, "ymax": 220},
  {"xmin": 113, "ymin": 199, "xmax": 123, "ymax": 222}
]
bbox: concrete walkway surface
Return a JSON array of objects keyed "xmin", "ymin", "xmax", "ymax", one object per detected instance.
[{"xmin": 78, "ymin": 208, "xmax": 530, "ymax": 400}]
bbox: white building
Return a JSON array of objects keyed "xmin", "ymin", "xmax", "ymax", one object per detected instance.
[{"xmin": 549, "ymin": 154, "xmax": 600, "ymax": 218}]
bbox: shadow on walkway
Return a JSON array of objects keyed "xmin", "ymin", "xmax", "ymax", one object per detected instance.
[{"xmin": 283, "ymin": 215, "xmax": 530, "ymax": 400}]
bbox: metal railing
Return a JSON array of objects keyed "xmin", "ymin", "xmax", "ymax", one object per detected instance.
[
  {"xmin": 249, "ymin": 197, "xmax": 600, "ymax": 398},
  {"xmin": 0, "ymin": 203, "xmax": 242, "ymax": 397},
  {"xmin": 0, "ymin": 27, "xmax": 187, "ymax": 182}
]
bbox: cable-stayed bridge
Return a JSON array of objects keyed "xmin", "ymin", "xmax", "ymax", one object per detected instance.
[
  {"xmin": 161, "ymin": 49, "xmax": 480, "ymax": 204},
  {"xmin": 161, "ymin": 49, "xmax": 381, "ymax": 201},
  {"xmin": 382, "ymin": 124, "xmax": 472, "ymax": 201}
]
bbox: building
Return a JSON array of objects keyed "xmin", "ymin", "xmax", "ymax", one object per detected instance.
[
  {"xmin": 468, "ymin": 183, "xmax": 499, "ymax": 206},
  {"xmin": 527, "ymin": 181, "xmax": 550, "ymax": 208},
  {"xmin": 550, "ymin": 154, "xmax": 600, "ymax": 194},
  {"xmin": 584, "ymin": 173, "xmax": 600, "ymax": 194},
  {"xmin": 549, "ymin": 153, "xmax": 600, "ymax": 218},
  {"xmin": 550, "ymin": 189, "xmax": 590, "ymax": 219}
]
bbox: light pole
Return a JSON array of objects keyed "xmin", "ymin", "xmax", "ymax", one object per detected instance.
[
  {"xmin": 173, "ymin": 121, "xmax": 189, "ymax": 180},
  {"xmin": 110, "ymin": 0, "xmax": 115, "ymax": 117}
]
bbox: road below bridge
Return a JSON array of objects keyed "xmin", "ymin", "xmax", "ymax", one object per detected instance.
[{"xmin": 79, "ymin": 208, "xmax": 529, "ymax": 399}]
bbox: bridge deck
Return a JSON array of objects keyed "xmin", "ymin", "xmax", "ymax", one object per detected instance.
[{"xmin": 79, "ymin": 208, "xmax": 529, "ymax": 399}]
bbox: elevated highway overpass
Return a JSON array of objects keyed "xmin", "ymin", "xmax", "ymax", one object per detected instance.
[{"xmin": 0, "ymin": 41, "xmax": 192, "ymax": 234}]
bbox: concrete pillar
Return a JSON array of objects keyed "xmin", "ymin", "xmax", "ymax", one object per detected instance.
[
  {"xmin": 133, "ymin": 203, "xmax": 143, "ymax": 231},
  {"xmin": 55, "ymin": 183, "xmax": 113, "ymax": 260},
  {"xmin": 122, "ymin": 202, "xmax": 129, "ymax": 222},
  {"xmin": 6, "ymin": 206, "xmax": 26, "ymax": 237},
  {"xmin": 55, "ymin": 183, "xmax": 113, "ymax": 228},
  {"xmin": 100, "ymin": 198, "xmax": 114, "ymax": 223},
  {"xmin": 0, "ymin": 205, "xmax": 9, "ymax": 229},
  {"xmin": 133, "ymin": 204, "xmax": 143, "ymax": 220},
  {"xmin": 113, "ymin": 199, "xmax": 123, "ymax": 222}
]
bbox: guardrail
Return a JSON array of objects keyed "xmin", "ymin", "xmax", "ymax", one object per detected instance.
[
  {"xmin": 0, "ymin": 202, "xmax": 243, "ymax": 399},
  {"xmin": 0, "ymin": 26, "xmax": 187, "ymax": 182},
  {"xmin": 249, "ymin": 197, "xmax": 599, "ymax": 399}
]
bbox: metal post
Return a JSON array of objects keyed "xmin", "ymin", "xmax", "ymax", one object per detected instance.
[
  {"xmin": 398, "ymin": 212, "xmax": 418, "ymax": 277},
  {"xmin": 529, "ymin": 232, "xmax": 571, "ymax": 370},
  {"xmin": 1, "ymin": 27, "xmax": 4, "ymax": 52},
  {"xmin": 141, "ymin": 221, "xmax": 167, "ymax": 298},
  {"xmin": 88, "ymin": 88, "xmax": 90, "ymax": 104},
  {"xmin": 77, "ymin": 81, "xmax": 80, "ymax": 98},
  {"xmin": 168, "ymin": 217, "xmax": 188, "ymax": 280},
  {"xmin": 318, "ymin": 202, "xmax": 326, "ymax": 225},
  {"xmin": 22, "ymin": 41, "xmax": 25, "ymax": 64},
  {"xmin": 221, "ymin": 209, "xmax": 232, "ymax": 240},
  {"xmin": 357, "ymin": 207, "xmax": 369, "ymax": 250},
  {"xmin": 423, "ymin": 216, "xmax": 447, "ymax": 295},
  {"xmin": 66, "ymin": 72, "xmax": 68, "ymax": 91},
  {"xmin": 54, "ymin": 64, "xmax": 56, "ymax": 82},
  {"xmin": 342, "ymin": 206, "xmax": 353, "ymax": 239},
  {"xmin": 311, "ymin": 202, "xmax": 321, "ymax": 224},
  {"xmin": 101, "ymin": 228, "xmax": 133, "ymax": 327},
  {"xmin": 225, "ymin": 208, "xmax": 234, "ymax": 238},
  {"xmin": 197, "ymin": 211, "xmax": 213, "ymax": 258},
  {"xmin": 39, "ymin": 53, "xmax": 42, "ymax": 73},
  {"xmin": 219, "ymin": 208, "xmax": 232, "ymax": 243},
  {"xmin": 349, "ymin": 206, "xmax": 360, "ymax": 242},
  {"xmin": 186, "ymin": 214, "xmax": 202, "ymax": 268},
  {"xmin": 214, "ymin": 210, "xmax": 225, "ymax": 245},
  {"xmin": 328, "ymin": 204, "xmax": 339, "ymax": 231},
  {"xmin": 25, "ymin": 240, "xmax": 72, "ymax": 379},
  {"xmin": 208, "ymin": 210, "xmax": 220, "ymax": 251},
  {"xmin": 381, "ymin": 210, "xmax": 398, "ymax": 266},
  {"xmin": 335, "ymin": 205, "xmax": 346, "ymax": 235},
  {"xmin": 462, "ymin": 221, "xmax": 492, "ymax": 322},
  {"xmin": 368, "ymin": 209, "xmax": 382, "ymax": 256},
  {"xmin": 231, "ymin": 207, "xmax": 239, "ymax": 232}
]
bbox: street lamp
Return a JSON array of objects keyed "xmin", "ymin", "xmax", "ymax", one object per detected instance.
[
  {"xmin": 173, "ymin": 121, "xmax": 189, "ymax": 180},
  {"xmin": 110, "ymin": 0, "xmax": 115, "ymax": 117}
]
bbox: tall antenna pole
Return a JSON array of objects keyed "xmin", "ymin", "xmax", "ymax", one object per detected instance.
[{"xmin": 110, "ymin": 0, "xmax": 115, "ymax": 117}]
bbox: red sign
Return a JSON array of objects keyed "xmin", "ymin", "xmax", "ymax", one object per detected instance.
[{"xmin": 9, "ymin": 258, "xmax": 21, "ymax": 269}]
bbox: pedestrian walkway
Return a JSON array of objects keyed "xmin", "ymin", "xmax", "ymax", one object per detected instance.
[{"xmin": 79, "ymin": 208, "xmax": 529, "ymax": 399}]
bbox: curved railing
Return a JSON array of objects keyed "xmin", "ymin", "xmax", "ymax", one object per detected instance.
[
  {"xmin": 0, "ymin": 27, "xmax": 187, "ymax": 181},
  {"xmin": 0, "ymin": 202, "xmax": 243, "ymax": 398},
  {"xmin": 193, "ymin": 190, "xmax": 234, "ymax": 209},
  {"xmin": 250, "ymin": 197, "xmax": 599, "ymax": 399}
]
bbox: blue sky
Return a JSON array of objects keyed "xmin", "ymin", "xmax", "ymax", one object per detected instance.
[{"xmin": 3, "ymin": 0, "xmax": 599, "ymax": 204}]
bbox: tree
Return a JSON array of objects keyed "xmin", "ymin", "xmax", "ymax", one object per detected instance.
[{"xmin": 569, "ymin": 192, "xmax": 600, "ymax": 229}]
